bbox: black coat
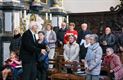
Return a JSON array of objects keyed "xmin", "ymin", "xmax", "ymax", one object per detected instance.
[
  {"xmin": 77, "ymin": 30, "xmax": 91, "ymax": 44},
  {"xmin": 100, "ymin": 33, "xmax": 116, "ymax": 53},
  {"xmin": 19, "ymin": 30, "xmax": 40, "ymax": 64},
  {"xmin": 57, "ymin": 28, "xmax": 67, "ymax": 43},
  {"xmin": 118, "ymin": 33, "xmax": 123, "ymax": 47},
  {"xmin": 9, "ymin": 34, "xmax": 21, "ymax": 52}
]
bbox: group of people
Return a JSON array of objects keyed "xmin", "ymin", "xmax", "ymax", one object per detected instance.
[
  {"xmin": 1, "ymin": 21, "xmax": 123, "ymax": 80},
  {"xmin": 57, "ymin": 22, "xmax": 123, "ymax": 80}
]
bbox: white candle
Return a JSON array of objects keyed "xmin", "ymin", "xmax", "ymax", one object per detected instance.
[
  {"xmin": 45, "ymin": 13, "xmax": 48, "ymax": 20},
  {"xmin": 66, "ymin": 15, "xmax": 69, "ymax": 23},
  {"xmin": 49, "ymin": 13, "xmax": 52, "ymax": 20},
  {"xmin": 24, "ymin": 10, "xmax": 26, "ymax": 19}
]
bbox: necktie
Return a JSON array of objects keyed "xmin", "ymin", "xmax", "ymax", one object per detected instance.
[{"xmin": 33, "ymin": 34, "xmax": 36, "ymax": 42}]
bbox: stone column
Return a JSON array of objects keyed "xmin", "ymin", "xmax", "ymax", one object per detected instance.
[
  {"xmin": 0, "ymin": 0, "xmax": 24, "ymax": 69},
  {"xmin": 50, "ymin": 0, "xmax": 67, "ymax": 30}
]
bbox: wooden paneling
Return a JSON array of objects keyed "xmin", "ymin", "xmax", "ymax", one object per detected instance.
[{"xmin": 69, "ymin": 11, "xmax": 123, "ymax": 34}]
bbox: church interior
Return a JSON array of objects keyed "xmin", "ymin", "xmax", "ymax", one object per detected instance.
[{"xmin": 0, "ymin": 0, "xmax": 123, "ymax": 80}]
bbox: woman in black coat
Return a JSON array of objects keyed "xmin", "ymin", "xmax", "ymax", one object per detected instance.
[
  {"xmin": 79, "ymin": 34, "xmax": 91, "ymax": 61},
  {"xmin": 9, "ymin": 28, "xmax": 21, "ymax": 54}
]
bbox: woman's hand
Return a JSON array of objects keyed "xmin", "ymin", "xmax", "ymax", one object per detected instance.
[
  {"xmin": 66, "ymin": 60, "xmax": 71, "ymax": 62},
  {"xmin": 110, "ymin": 70, "xmax": 113, "ymax": 73},
  {"xmin": 41, "ymin": 49, "xmax": 46, "ymax": 55}
]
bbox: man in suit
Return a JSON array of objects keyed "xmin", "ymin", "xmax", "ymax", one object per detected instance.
[{"xmin": 19, "ymin": 21, "xmax": 45, "ymax": 80}]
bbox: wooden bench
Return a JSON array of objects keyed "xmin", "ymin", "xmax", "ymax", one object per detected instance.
[
  {"xmin": 50, "ymin": 60, "xmax": 85, "ymax": 80},
  {"xmin": 48, "ymin": 59, "xmax": 60, "ymax": 79},
  {"xmin": 51, "ymin": 73, "xmax": 85, "ymax": 80}
]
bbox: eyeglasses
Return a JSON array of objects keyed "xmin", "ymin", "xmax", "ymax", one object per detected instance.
[{"xmin": 106, "ymin": 51, "xmax": 110, "ymax": 53}]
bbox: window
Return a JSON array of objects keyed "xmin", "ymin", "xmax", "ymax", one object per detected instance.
[
  {"xmin": 3, "ymin": 42, "xmax": 10, "ymax": 64},
  {"xmin": 4, "ymin": 12, "xmax": 12, "ymax": 32}
]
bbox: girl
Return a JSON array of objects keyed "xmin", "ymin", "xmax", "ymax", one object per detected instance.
[{"xmin": 2, "ymin": 51, "xmax": 22, "ymax": 80}]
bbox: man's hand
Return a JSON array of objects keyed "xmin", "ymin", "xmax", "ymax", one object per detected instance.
[
  {"xmin": 85, "ymin": 67, "xmax": 92, "ymax": 72},
  {"xmin": 41, "ymin": 49, "xmax": 46, "ymax": 55},
  {"xmin": 103, "ymin": 41, "xmax": 107, "ymax": 45}
]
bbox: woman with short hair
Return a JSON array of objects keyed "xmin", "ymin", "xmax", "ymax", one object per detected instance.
[
  {"xmin": 85, "ymin": 34, "xmax": 103, "ymax": 80},
  {"xmin": 45, "ymin": 23, "xmax": 57, "ymax": 68},
  {"xmin": 9, "ymin": 27, "xmax": 21, "ymax": 54},
  {"xmin": 79, "ymin": 34, "xmax": 91, "ymax": 62},
  {"xmin": 63, "ymin": 35, "xmax": 80, "ymax": 73},
  {"xmin": 103, "ymin": 47, "xmax": 123, "ymax": 80}
]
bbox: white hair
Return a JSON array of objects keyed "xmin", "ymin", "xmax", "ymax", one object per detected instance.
[
  {"xmin": 85, "ymin": 34, "xmax": 91, "ymax": 38},
  {"xmin": 106, "ymin": 47, "xmax": 114, "ymax": 53},
  {"xmin": 29, "ymin": 21, "xmax": 38, "ymax": 29}
]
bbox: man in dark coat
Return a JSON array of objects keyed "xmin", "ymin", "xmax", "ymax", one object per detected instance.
[
  {"xmin": 77, "ymin": 23, "xmax": 92, "ymax": 44},
  {"xmin": 118, "ymin": 28, "xmax": 123, "ymax": 52},
  {"xmin": 100, "ymin": 27, "xmax": 116, "ymax": 53},
  {"xmin": 19, "ymin": 21, "xmax": 44, "ymax": 80},
  {"xmin": 57, "ymin": 22, "xmax": 67, "ymax": 47},
  {"xmin": 56, "ymin": 22, "xmax": 67, "ymax": 55}
]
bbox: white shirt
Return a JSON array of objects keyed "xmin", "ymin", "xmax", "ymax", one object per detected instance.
[
  {"xmin": 80, "ymin": 39, "xmax": 90, "ymax": 48},
  {"xmin": 46, "ymin": 30, "xmax": 51, "ymax": 41}
]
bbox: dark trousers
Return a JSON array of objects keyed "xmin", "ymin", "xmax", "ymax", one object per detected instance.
[
  {"xmin": 12, "ymin": 68, "xmax": 23, "ymax": 80},
  {"xmin": 67, "ymin": 68, "xmax": 73, "ymax": 74},
  {"xmin": 37, "ymin": 70, "xmax": 47, "ymax": 80},
  {"xmin": 109, "ymin": 72, "xmax": 115, "ymax": 80},
  {"xmin": 22, "ymin": 62, "xmax": 37, "ymax": 80}
]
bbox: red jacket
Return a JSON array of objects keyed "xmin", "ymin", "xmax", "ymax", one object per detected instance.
[
  {"xmin": 103, "ymin": 54, "xmax": 123, "ymax": 80},
  {"xmin": 64, "ymin": 30, "xmax": 78, "ymax": 44}
]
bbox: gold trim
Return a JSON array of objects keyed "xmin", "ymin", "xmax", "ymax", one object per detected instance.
[
  {"xmin": 30, "ymin": 14, "xmax": 36, "ymax": 22},
  {"xmin": 41, "ymin": 0, "xmax": 47, "ymax": 4}
]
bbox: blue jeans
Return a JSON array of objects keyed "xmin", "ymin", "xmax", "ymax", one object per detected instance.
[
  {"xmin": 86, "ymin": 74, "xmax": 99, "ymax": 80},
  {"xmin": 12, "ymin": 68, "xmax": 23, "ymax": 80}
]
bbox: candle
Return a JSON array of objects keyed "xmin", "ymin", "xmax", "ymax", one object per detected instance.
[
  {"xmin": 24, "ymin": 10, "xmax": 26, "ymax": 19},
  {"xmin": 45, "ymin": 13, "xmax": 48, "ymax": 20},
  {"xmin": 49, "ymin": 13, "xmax": 52, "ymax": 20},
  {"xmin": 66, "ymin": 15, "xmax": 69, "ymax": 23}
]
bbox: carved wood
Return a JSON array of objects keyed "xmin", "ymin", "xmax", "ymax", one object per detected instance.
[{"xmin": 69, "ymin": 11, "xmax": 123, "ymax": 34}]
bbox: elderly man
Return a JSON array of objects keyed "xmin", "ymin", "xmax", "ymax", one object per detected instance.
[
  {"xmin": 100, "ymin": 27, "xmax": 116, "ymax": 53},
  {"xmin": 57, "ymin": 22, "xmax": 67, "ymax": 47},
  {"xmin": 20, "ymin": 21, "xmax": 44, "ymax": 80},
  {"xmin": 77, "ymin": 23, "xmax": 91, "ymax": 44}
]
